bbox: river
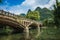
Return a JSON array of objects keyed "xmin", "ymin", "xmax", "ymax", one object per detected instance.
[{"xmin": 0, "ymin": 26, "xmax": 59, "ymax": 40}]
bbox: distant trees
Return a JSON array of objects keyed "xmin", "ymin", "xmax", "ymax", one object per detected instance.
[
  {"xmin": 20, "ymin": 13, "xmax": 26, "ymax": 17},
  {"xmin": 43, "ymin": 0, "xmax": 60, "ymax": 27},
  {"xmin": 26, "ymin": 7, "xmax": 53, "ymax": 23},
  {"xmin": 26, "ymin": 9, "xmax": 40, "ymax": 21},
  {"xmin": 35, "ymin": 7, "xmax": 53, "ymax": 21}
]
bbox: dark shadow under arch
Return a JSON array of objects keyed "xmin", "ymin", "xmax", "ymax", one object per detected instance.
[
  {"xmin": 0, "ymin": 23, "xmax": 24, "ymax": 35},
  {"xmin": 29, "ymin": 23, "xmax": 38, "ymax": 30}
]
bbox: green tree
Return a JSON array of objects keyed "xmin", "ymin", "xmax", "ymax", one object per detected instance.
[
  {"xmin": 35, "ymin": 7, "xmax": 53, "ymax": 21},
  {"xmin": 26, "ymin": 10, "xmax": 40, "ymax": 21},
  {"xmin": 27, "ymin": 9, "xmax": 32, "ymax": 13},
  {"xmin": 53, "ymin": 0, "xmax": 60, "ymax": 27},
  {"xmin": 20, "ymin": 13, "xmax": 26, "ymax": 17}
]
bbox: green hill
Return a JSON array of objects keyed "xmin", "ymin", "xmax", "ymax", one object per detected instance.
[{"xmin": 35, "ymin": 7, "xmax": 53, "ymax": 21}]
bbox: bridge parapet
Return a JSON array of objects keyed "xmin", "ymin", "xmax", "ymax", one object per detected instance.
[{"xmin": 0, "ymin": 10, "xmax": 17, "ymax": 19}]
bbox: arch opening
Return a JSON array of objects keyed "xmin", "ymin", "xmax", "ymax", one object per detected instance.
[
  {"xmin": 29, "ymin": 23, "xmax": 38, "ymax": 30},
  {"xmin": 29, "ymin": 23, "xmax": 38, "ymax": 37}
]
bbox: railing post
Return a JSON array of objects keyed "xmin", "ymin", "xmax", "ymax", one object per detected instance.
[
  {"xmin": 0, "ymin": 10, "xmax": 2, "ymax": 14},
  {"xmin": 8, "ymin": 12, "xmax": 9, "ymax": 16},
  {"xmin": 5, "ymin": 12, "xmax": 6, "ymax": 15},
  {"xmin": 1, "ymin": 10, "xmax": 3, "ymax": 14},
  {"xmin": 5, "ymin": 12, "xmax": 8, "ymax": 15}
]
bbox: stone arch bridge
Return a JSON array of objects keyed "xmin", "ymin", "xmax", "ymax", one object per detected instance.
[{"xmin": 0, "ymin": 10, "xmax": 43, "ymax": 39}]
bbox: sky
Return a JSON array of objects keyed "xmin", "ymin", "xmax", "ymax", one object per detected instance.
[
  {"xmin": 58, "ymin": 0, "xmax": 60, "ymax": 2},
  {"xmin": 0, "ymin": 0, "xmax": 56, "ymax": 15}
]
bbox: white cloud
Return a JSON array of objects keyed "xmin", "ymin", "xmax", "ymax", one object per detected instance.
[
  {"xmin": 22, "ymin": 0, "xmax": 55, "ymax": 8},
  {"xmin": 0, "ymin": 0, "xmax": 56, "ymax": 15},
  {"xmin": 58, "ymin": 0, "xmax": 60, "ymax": 2}
]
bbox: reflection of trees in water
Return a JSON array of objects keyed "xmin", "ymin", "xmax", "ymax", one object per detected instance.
[
  {"xmin": 0, "ymin": 24, "xmax": 40, "ymax": 40},
  {"xmin": 0, "ymin": 24, "xmax": 25, "ymax": 40},
  {"xmin": 0, "ymin": 24, "xmax": 58, "ymax": 40},
  {"xmin": 0, "ymin": 27, "xmax": 58, "ymax": 40},
  {"xmin": 0, "ymin": 24, "xmax": 24, "ymax": 35}
]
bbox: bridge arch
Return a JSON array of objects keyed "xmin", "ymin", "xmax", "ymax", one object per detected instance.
[
  {"xmin": 0, "ymin": 15, "xmax": 25, "ymax": 34},
  {"xmin": 0, "ymin": 14, "xmax": 25, "ymax": 27},
  {"xmin": 28, "ymin": 22, "xmax": 38, "ymax": 30}
]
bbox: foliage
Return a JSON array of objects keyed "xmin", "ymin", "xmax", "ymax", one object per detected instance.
[
  {"xmin": 20, "ymin": 13, "xmax": 26, "ymax": 17},
  {"xmin": 35, "ymin": 7, "xmax": 53, "ymax": 21},
  {"xmin": 26, "ymin": 10, "xmax": 40, "ymax": 21},
  {"xmin": 53, "ymin": 0, "xmax": 60, "ymax": 27},
  {"xmin": 43, "ymin": 18, "xmax": 54, "ymax": 27},
  {"xmin": 27, "ymin": 9, "xmax": 32, "ymax": 13}
]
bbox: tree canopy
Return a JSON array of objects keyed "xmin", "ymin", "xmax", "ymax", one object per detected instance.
[
  {"xmin": 53, "ymin": 0, "xmax": 60, "ymax": 27},
  {"xmin": 26, "ymin": 10, "xmax": 40, "ymax": 21}
]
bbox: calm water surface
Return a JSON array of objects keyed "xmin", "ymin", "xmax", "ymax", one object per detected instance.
[{"xmin": 0, "ymin": 27, "xmax": 59, "ymax": 40}]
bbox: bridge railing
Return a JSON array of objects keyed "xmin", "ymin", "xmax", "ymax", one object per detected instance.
[
  {"xmin": 0, "ymin": 10, "xmax": 21, "ymax": 24},
  {"xmin": 0, "ymin": 10, "xmax": 17, "ymax": 19}
]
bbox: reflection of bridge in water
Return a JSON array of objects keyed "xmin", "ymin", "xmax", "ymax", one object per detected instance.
[{"xmin": 0, "ymin": 10, "xmax": 43, "ymax": 39}]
